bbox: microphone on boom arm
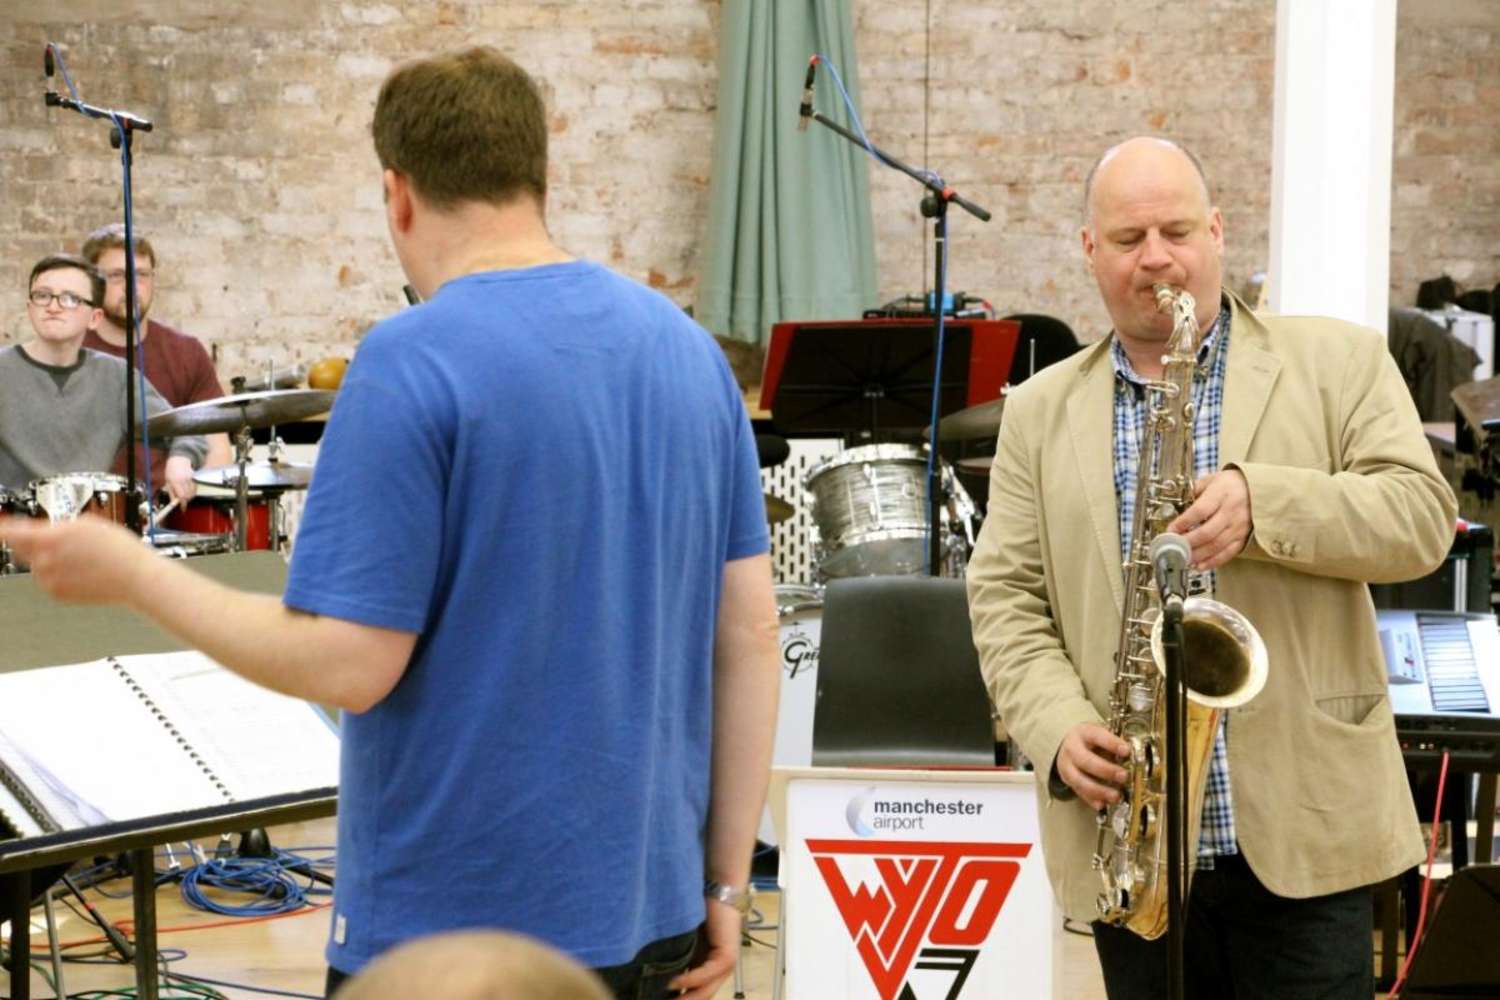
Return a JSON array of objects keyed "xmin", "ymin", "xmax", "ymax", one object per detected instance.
[{"xmin": 797, "ymin": 55, "xmax": 818, "ymax": 132}]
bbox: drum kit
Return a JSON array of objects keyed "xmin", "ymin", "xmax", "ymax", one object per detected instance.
[
  {"xmin": 0, "ymin": 387, "xmax": 334, "ymax": 572},
  {"xmin": 756, "ymin": 394, "xmax": 1004, "ymax": 845}
]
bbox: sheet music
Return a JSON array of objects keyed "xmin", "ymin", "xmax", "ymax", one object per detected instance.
[
  {"xmin": 112, "ymin": 650, "xmax": 340, "ymax": 801},
  {"xmin": 0, "ymin": 660, "xmax": 228, "ymax": 824},
  {"xmin": 0, "ymin": 782, "xmax": 42, "ymax": 839},
  {"xmin": 0, "ymin": 730, "xmax": 60, "ymax": 837}
]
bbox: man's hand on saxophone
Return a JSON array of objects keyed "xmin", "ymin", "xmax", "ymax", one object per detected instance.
[
  {"xmin": 1052, "ymin": 722, "xmax": 1132, "ymax": 810},
  {"xmin": 1166, "ymin": 468, "xmax": 1253, "ymax": 571}
]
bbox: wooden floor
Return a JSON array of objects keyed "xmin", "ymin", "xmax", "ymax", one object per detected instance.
[{"xmin": 8, "ymin": 814, "xmax": 1445, "ymax": 998}]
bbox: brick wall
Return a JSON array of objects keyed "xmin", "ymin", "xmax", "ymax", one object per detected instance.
[
  {"xmin": 1391, "ymin": 0, "xmax": 1500, "ymax": 309},
  {"xmin": 0, "ymin": 0, "xmax": 1493, "ymax": 384}
]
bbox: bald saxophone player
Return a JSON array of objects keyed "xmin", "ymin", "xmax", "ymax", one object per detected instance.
[{"xmin": 965, "ymin": 137, "xmax": 1455, "ymax": 998}]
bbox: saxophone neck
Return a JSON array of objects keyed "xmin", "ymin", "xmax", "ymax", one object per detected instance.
[{"xmin": 1151, "ymin": 284, "xmax": 1201, "ymax": 369}]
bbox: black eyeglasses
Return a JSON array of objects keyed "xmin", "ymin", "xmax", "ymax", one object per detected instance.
[{"xmin": 28, "ymin": 289, "xmax": 93, "ymax": 310}]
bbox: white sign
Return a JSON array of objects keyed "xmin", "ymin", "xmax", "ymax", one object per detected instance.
[{"xmin": 781, "ymin": 773, "xmax": 1055, "ymax": 1000}]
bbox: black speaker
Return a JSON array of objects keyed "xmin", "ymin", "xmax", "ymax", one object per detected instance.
[
  {"xmin": 1402, "ymin": 864, "xmax": 1500, "ymax": 998},
  {"xmin": 1370, "ymin": 523, "xmax": 1493, "ymax": 614}
]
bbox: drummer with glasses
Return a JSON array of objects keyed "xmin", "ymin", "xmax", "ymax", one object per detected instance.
[{"xmin": 0, "ymin": 253, "xmax": 205, "ymax": 505}]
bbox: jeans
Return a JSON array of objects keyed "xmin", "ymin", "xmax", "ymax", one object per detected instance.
[
  {"xmin": 592, "ymin": 929, "xmax": 700, "ymax": 1000},
  {"xmin": 325, "ymin": 929, "xmax": 700, "ymax": 1000},
  {"xmin": 1091, "ymin": 851, "xmax": 1374, "ymax": 1000}
]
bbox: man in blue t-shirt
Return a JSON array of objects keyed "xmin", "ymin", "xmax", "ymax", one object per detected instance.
[{"xmin": 3, "ymin": 47, "xmax": 780, "ymax": 1000}]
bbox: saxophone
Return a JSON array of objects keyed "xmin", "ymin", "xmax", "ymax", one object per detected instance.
[{"xmin": 1091, "ymin": 284, "xmax": 1269, "ymax": 939}]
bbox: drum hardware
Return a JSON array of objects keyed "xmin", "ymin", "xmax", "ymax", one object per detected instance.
[
  {"xmin": 0, "ymin": 487, "xmax": 23, "ymax": 574},
  {"xmin": 148, "ymin": 389, "xmax": 330, "ymax": 552},
  {"xmin": 231, "ymin": 363, "xmax": 307, "ymax": 394},
  {"xmin": 764, "ymin": 492, "xmax": 794, "ymax": 525},
  {"xmin": 193, "ymin": 461, "xmax": 313, "ymax": 492},
  {"xmin": 145, "ymin": 528, "xmax": 235, "ymax": 559}
]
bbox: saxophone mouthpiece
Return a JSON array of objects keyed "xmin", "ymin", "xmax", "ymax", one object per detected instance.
[{"xmin": 1153, "ymin": 283, "xmax": 1177, "ymax": 311}]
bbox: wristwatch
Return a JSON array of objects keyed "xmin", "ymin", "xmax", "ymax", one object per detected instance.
[{"xmin": 704, "ymin": 879, "xmax": 754, "ymax": 916}]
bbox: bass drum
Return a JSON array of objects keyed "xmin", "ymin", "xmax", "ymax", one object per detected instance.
[{"xmin": 758, "ymin": 583, "xmax": 824, "ymax": 847}]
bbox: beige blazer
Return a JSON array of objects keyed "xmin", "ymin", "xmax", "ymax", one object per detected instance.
[{"xmin": 966, "ymin": 292, "xmax": 1458, "ymax": 922}]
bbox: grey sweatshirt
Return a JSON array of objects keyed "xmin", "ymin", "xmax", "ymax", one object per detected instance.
[{"xmin": 0, "ymin": 345, "xmax": 208, "ymax": 490}]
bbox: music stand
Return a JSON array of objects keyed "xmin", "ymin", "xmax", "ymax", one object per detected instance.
[
  {"xmin": 758, "ymin": 317, "xmax": 1019, "ymax": 438},
  {"xmin": 0, "ymin": 553, "xmax": 337, "ymax": 1000}
]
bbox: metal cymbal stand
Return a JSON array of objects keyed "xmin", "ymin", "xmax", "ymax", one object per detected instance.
[{"xmin": 231, "ymin": 422, "xmax": 253, "ymax": 553}]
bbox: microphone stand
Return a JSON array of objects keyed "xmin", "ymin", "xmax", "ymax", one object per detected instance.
[
  {"xmin": 1160, "ymin": 593, "xmax": 1187, "ymax": 1000},
  {"xmin": 44, "ymin": 46, "xmax": 155, "ymax": 533},
  {"xmin": 799, "ymin": 91, "xmax": 990, "ymax": 576}
]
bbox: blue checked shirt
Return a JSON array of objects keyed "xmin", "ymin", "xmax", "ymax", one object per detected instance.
[{"xmin": 1110, "ymin": 301, "xmax": 1236, "ymax": 865}]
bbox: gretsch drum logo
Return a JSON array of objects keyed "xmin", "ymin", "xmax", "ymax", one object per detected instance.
[
  {"xmin": 807, "ymin": 839, "xmax": 1031, "ymax": 1000},
  {"xmin": 780, "ymin": 621, "xmax": 819, "ymax": 679}
]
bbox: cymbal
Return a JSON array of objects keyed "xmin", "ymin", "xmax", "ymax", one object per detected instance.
[
  {"xmin": 765, "ymin": 493, "xmax": 794, "ymax": 524},
  {"xmin": 147, "ymin": 389, "xmax": 336, "ymax": 438},
  {"xmin": 194, "ymin": 461, "xmax": 314, "ymax": 491},
  {"xmin": 927, "ymin": 397, "xmax": 1005, "ymax": 442},
  {"xmin": 955, "ymin": 456, "xmax": 993, "ymax": 477}
]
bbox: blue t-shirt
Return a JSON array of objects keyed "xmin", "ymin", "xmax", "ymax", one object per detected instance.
[{"xmin": 283, "ymin": 260, "xmax": 769, "ymax": 972}]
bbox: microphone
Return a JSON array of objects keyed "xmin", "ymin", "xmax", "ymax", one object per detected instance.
[
  {"xmin": 1149, "ymin": 532, "xmax": 1192, "ymax": 603},
  {"xmin": 797, "ymin": 55, "xmax": 818, "ymax": 132},
  {"xmin": 44, "ymin": 44, "xmax": 55, "ymax": 80}
]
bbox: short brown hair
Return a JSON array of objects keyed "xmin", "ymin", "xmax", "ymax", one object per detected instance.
[
  {"xmin": 29, "ymin": 253, "xmax": 104, "ymax": 306},
  {"xmin": 81, "ymin": 222, "xmax": 158, "ymax": 269},
  {"xmin": 372, "ymin": 47, "xmax": 548, "ymax": 210}
]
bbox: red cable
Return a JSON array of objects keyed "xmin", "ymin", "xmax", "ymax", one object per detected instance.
[{"xmin": 1389, "ymin": 749, "xmax": 1450, "ymax": 998}]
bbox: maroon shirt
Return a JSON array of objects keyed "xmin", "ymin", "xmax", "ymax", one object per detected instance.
[{"xmin": 84, "ymin": 319, "xmax": 225, "ymax": 490}]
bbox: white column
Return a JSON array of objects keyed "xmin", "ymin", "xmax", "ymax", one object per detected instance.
[{"xmin": 1267, "ymin": 0, "xmax": 1397, "ymax": 331}]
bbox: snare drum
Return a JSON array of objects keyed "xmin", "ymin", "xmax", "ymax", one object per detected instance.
[
  {"xmin": 28, "ymin": 473, "xmax": 133, "ymax": 525},
  {"xmin": 165, "ymin": 496, "xmax": 272, "ymax": 550},
  {"xmin": 805, "ymin": 444, "xmax": 932, "ymax": 578},
  {"xmin": 759, "ymin": 583, "xmax": 825, "ymax": 846}
]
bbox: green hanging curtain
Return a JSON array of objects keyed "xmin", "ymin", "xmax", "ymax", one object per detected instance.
[{"xmin": 695, "ymin": 0, "xmax": 877, "ymax": 348}]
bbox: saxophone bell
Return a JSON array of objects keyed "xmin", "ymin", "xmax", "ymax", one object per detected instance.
[{"xmin": 1148, "ymin": 598, "xmax": 1268, "ymax": 710}]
